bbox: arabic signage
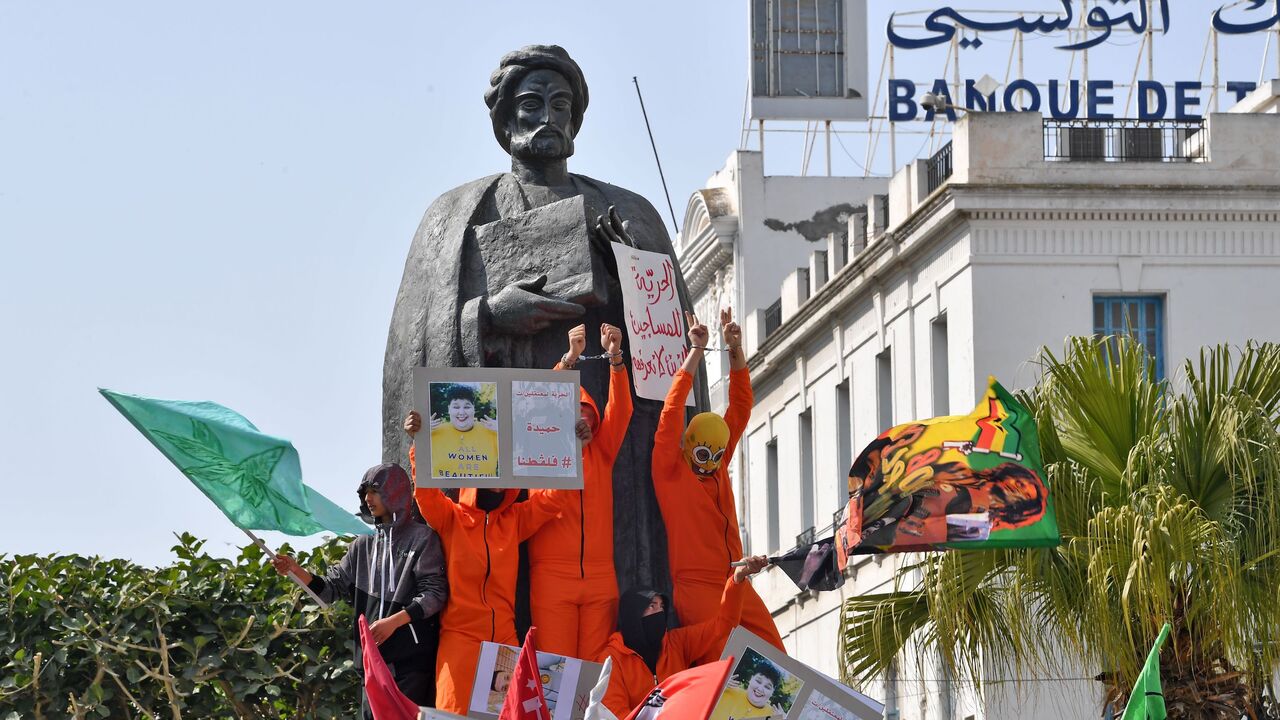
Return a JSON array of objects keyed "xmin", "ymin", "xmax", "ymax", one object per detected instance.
[
  {"xmin": 413, "ymin": 367, "xmax": 584, "ymax": 490},
  {"xmin": 886, "ymin": 0, "xmax": 1278, "ymax": 121},
  {"xmin": 612, "ymin": 243, "xmax": 695, "ymax": 406},
  {"xmin": 511, "ymin": 380, "xmax": 579, "ymax": 480}
]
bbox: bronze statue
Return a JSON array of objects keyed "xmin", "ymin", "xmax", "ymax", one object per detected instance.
[{"xmin": 383, "ymin": 45, "xmax": 706, "ymax": 592}]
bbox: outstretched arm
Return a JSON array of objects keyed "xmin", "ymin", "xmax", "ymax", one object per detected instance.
[
  {"xmin": 654, "ymin": 313, "xmax": 708, "ymax": 459},
  {"xmin": 721, "ymin": 308, "xmax": 753, "ymax": 460},
  {"xmin": 672, "ymin": 555, "xmax": 769, "ymax": 661},
  {"xmin": 679, "ymin": 310, "xmax": 708, "ymax": 377},
  {"xmin": 405, "ymin": 414, "xmax": 455, "ymax": 532},
  {"xmin": 594, "ymin": 323, "xmax": 633, "ymax": 459}
]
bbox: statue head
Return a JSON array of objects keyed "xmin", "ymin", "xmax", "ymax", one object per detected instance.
[{"xmin": 484, "ymin": 45, "xmax": 588, "ymax": 161}]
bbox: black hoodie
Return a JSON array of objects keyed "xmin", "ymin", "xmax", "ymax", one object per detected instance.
[{"xmin": 307, "ymin": 463, "xmax": 447, "ymax": 666}]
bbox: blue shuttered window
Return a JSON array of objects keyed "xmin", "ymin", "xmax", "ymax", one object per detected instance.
[{"xmin": 1092, "ymin": 295, "xmax": 1166, "ymax": 379}]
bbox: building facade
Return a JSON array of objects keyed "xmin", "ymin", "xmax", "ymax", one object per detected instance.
[{"xmin": 678, "ymin": 92, "xmax": 1280, "ymax": 718}]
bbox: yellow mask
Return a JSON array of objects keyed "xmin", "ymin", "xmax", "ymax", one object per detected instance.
[{"xmin": 683, "ymin": 412, "xmax": 729, "ymax": 476}]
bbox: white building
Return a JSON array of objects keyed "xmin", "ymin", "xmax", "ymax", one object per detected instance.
[{"xmin": 678, "ymin": 89, "xmax": 1280, "ymax": 718}]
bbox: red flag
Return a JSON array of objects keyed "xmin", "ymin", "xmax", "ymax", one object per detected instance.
[
  {"xmin": 499, "ymin": 626, "xmax": 551, "ymax": 720},
  {"xmin": 358, "ymin": 614, "xmax": 421, "ymax": 720},
  {"xmin": 623, "ymin": 657, "xmax": 734, "ymax": 720}
]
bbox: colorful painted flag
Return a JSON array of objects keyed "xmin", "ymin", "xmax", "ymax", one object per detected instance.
[
  {"xmin": 836, "ymin": 376, "xmax": 1058, "ymax": 563},
  {"xmin": 1121, "ymin": 624, "xmax": 1171, "ymax": 720},
  {"xmin": 101, "ymin": 389, "xmax": 371, "ymax": 537},
  {"xmin": 623, "ymin": 657, "xmax": 734, "ymax": 720},
  {"xmin": 499, "ymin": 626, "xmax": 551, "ymax": 720},
  {"xmin": 359, "ymin": 614, "xmax": 422, "ymax": 720}
]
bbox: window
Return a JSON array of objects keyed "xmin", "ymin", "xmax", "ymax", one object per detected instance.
[
  {"xmin": 799, "ymin": 409, "xmax": 814, "ymax": 537},
  {"xmin": 931, "ymin": 314, "xmax": 950, "ymax": 416},
  {"xmin": 766, "ymin": 439, "xmax": 780, "ymax": 553},
  {"xmin": 836, "ymin": 379, "xmax": 852, "ymax": 502},
  {"xmin": 876, "ymin": 347, "xmax": 894, "ymax": 431},
  {"xmin": 1093, "ymin": 295, "xmax": 1166, "ymax": 379}
]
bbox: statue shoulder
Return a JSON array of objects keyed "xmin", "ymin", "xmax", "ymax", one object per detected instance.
[
  {"xmin": 420, "ymin": 173, "xmax": 507, "ymax": 222},
  {"xmin": 573, "ymin": 174, "xmax": 669, "ymax": 241}
]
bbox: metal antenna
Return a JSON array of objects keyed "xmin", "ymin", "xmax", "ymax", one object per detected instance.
[{"xmin": 632, "ymin": 76, "xmax": 681, "ymax": 234}]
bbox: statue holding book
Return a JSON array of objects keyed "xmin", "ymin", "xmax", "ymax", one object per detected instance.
[{"xmin": 383, "ymin": 45, "xmax": 705, "ymax": 591}]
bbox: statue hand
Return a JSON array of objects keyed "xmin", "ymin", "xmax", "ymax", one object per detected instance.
[
  {"xmin": 594, "ymin": 206, "xmax": 637, "ymax": 249},
  {"xmin": 487, "ymin": 275, "xmax": 586, "ymax": 335}
]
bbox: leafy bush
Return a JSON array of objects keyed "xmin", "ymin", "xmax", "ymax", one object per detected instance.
[{"xmin": 1, "ymin": 533, "xmax": 360, "ymax": 719}]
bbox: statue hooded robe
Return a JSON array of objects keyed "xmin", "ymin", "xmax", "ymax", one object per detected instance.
[{"xmin": 383, "ymin": 45, "xmax": 707, "ymax": 593}]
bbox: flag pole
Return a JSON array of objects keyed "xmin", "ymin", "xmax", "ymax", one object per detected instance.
[{"xmin": 244, "ymin": 528, "xmax": 330, "ymax": 609}]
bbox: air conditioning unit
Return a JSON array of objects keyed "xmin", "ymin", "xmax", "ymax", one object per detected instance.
[{"xmin": 1060, "ymin": 125, "xmax": 1105, "ymax": 160}]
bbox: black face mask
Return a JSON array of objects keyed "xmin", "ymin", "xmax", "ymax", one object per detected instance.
[
  {"xmin": 476, "ymin": 489, "xmax": 505, "ymax": 512},
  {"xmin": 641, "ymin": 612, "xmax": 667, "ymax": 647}
]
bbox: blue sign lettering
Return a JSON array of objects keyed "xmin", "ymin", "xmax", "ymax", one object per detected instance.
[
  {"xmin": 1047, "ymin": 79, "xmax": 1081, "ymax": 120},
  {"xmin": 888, "ymin": 1, "xmax": 1276, "ymax": 52},
  {"xmin": 1213, "ymin": 0, "xmax": 1280, "ymax": 35},
  {"xmin": 883, "ymin": 77, "xmax": 1247, "ymax": 121},
  {"xmin": 1087, "ymin": 80, "xmax": 1115, "ymax": 120},
  {"xmin": 1174, "ymin": 81, "xmax": 1203, "ymax": 120},
  {"xmin": 1227, "ymin": 81, "xmax": 1259, "ymax": 103},
  {"xmin": 1137, "ymin": 81, "xmax": 1167, "ymax": 120},
  {"xmin": 1003, "ymin": 79, "xmax": 1041, "ymax": 113},
  {"xmin": 889, "ymin": 79, "xmax": 917, "ymax": 122}
]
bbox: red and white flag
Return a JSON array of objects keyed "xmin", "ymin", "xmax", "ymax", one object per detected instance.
[
  {"xmin": 623, "ymin": 657, "xmax": 734, "ymax": 720},
  {"xmin": 358, "ymin": 614, "xmax": 420, "ymax": 720},
  {"xmin": 498, "ymin": 626, "xmax": 551, "ymax": 720}
]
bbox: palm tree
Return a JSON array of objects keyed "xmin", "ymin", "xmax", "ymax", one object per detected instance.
[{"xmin": 841, "ymin": 337, "xmax": 1280, "ymax": 719}]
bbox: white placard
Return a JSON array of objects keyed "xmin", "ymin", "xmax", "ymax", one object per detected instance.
[
  {"xmin": 512, "ymin": 381, "xmax": 579, "ymax": 478},
  {"xmin": 611, "ymin": 244, "xmax": 694, "ymax": 405}
]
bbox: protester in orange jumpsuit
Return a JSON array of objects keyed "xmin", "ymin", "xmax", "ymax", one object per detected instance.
[
  {"xmin": 404, "ymin": 415, "xmax": 570, "ymax": 715},
  {"xmin": 598, "ymin": 554, "xmax": 769, "ymax": 718},
  {"xmin": 652, "ymin": 308, "xmax": 785, "ymax": 662},
  {"xmin": 528, "ymin": 322, "xmax": 632, "ymax": 660}
]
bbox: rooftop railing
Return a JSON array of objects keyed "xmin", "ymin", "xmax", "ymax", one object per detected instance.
[
  {"xmin": 926, "ymin": 141, "xmax": 954, "ymax": 194},
  {"xmin": 1044, "ymin": 118, "xmax": 1207, "ymax": 163}
]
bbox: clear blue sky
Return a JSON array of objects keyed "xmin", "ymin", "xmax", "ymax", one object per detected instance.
[{"xmin": 1, "ymin": 1, "xmax": 1271, "ymax": 566}]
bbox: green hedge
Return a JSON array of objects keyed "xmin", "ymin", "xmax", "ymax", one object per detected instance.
[{"xmin": 1, "ymin": 534, "xmax": 360, "ymax": 719}]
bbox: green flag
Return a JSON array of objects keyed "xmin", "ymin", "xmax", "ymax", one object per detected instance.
[
  {"xmin": 102, "ymin": 389, "xmax": 372, "ymax": 537},
  {"xmin": 1121, "ymin": 623, "xmax": 1172, "ymax": 720}
]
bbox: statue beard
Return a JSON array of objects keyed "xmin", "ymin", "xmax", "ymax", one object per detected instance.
[{"xmin": 509, "ymin": 124, "xmax": 574, "ymax": 161}]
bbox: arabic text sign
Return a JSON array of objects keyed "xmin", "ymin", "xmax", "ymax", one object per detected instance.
[
  {"xmin": 888, "ymin": 1, "xmax": 1278, "ymax": 52},
  {"xmin": 611, "ymin": 243, "xmax": 694, "ymax": 405},
  {"xmin": 511, "ymin": 381, "xmax": 578, "ymax": 479}
]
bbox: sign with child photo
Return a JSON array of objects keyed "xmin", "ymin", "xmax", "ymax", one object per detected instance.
[{"xmin": 413, "ymin": 368, "xmax": 584, "ymax": 489}]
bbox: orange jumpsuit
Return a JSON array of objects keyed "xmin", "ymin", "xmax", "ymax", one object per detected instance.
[
  {"xmin": 528, "ymin": 363, "xmax": 632, "ymax": 660},
  {"xmin": 597, "ymin": 576, "xmax": 747, "ymax": 719},
  {"xmin": 652, "ymin": 367, "xmax": 785, "ymax": 661},
  {"xmin": 411, "ymin": 448, "xmax": 569, "ymax": 715}
]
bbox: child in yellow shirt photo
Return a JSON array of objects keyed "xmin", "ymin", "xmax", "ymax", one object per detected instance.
[{"xmin": 429, "ymin": 382, "xmax": 499, "ymax": 479}]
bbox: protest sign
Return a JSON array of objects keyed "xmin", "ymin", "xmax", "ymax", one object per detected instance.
[
  {"xmin": 413, "ymin": 368, "xmax": 584, "ymax": 489},
  {"xmin": 512, "ymin": 380, "xmax": 579, "ymax": 479},
  {"xmin": 714, "ymin": 628, "xmax": 884, "ymax": 720},
  {"xmin": 611, "ymin": 244, "xmax": 693, "ymax": 405},
  {"xmin": 468, "ymin": 641, "xmax": 603, "ymax": 720}
]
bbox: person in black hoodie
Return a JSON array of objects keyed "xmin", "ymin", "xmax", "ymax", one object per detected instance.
[{"xmin": 272, "ymin": 463, "xmax": 447, "ymax": 714}]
